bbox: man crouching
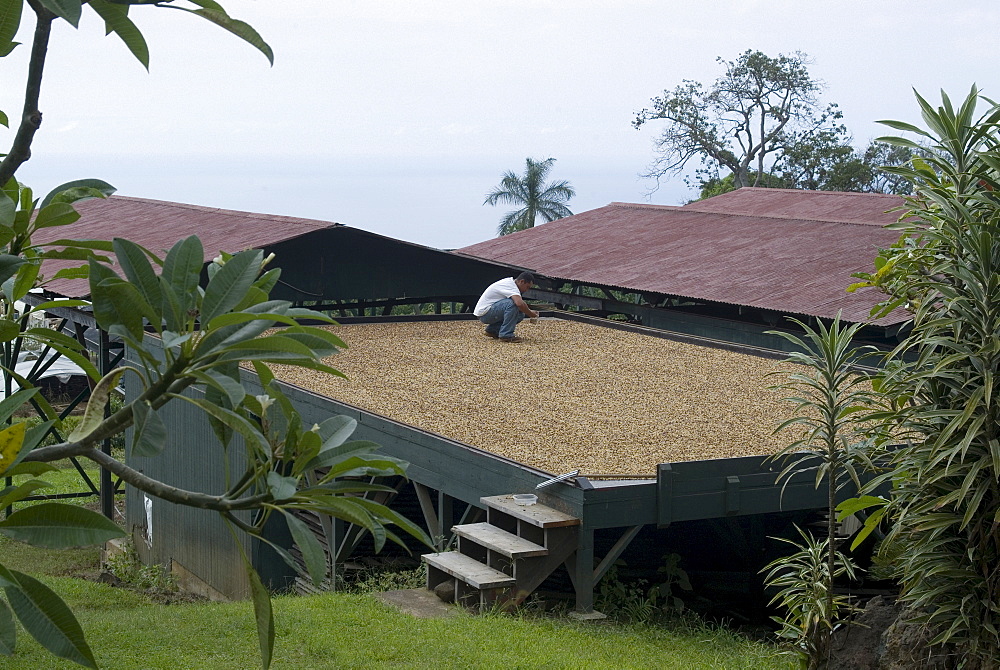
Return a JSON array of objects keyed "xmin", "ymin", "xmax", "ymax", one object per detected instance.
[{"xmin": 473, "ymin": 272, "xmax": 539, "ymax": 343}]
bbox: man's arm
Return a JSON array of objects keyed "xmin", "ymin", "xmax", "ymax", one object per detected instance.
[{"xmin": 511, "ymin": 293, "xmax": 539, "ymax": 319}]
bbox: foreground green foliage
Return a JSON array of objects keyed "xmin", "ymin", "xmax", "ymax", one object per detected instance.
[
  {"xmin": 0, "ymin": 3, "xmax": 430, "ymax": 668},
  {"xmin": 594, "ymin": 557, "xmax": 692, "ymax": 622},
  {"xmin": 763, "ymin": 529, "xmax": 857, "ymax": 669},
  {"xmin": 0, "ymin": 182, "xmax": 430, "ymax": 668},
  {"xmin": 102, "ymin": 539, "xmax": 176, "ymax": 593},
  {"xmin": 845, "ymin": 87, "xmax": 1000, "ymax": 662},
  {"xmin": 0, "ymin": 0, "xmax": 272, "ymax": 188}
]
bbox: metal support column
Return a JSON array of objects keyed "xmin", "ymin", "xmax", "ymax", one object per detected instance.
[{"xmin": 99, "ymin": 330, "xmax": 114, "ymax": 519}]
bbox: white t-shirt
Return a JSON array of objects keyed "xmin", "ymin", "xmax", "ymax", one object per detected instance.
[{"xmin": 473, "ymin": 277, "xmax": 520, "ymax": 316}]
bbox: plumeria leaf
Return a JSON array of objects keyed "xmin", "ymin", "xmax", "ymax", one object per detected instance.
[
  {"xmin": 40, "ymin": 185, "xmax": 112, "ymax": 209},
  {"xmin": 131, "ymin": 400, "xmax": 167, "ymax": 458},
  {"xmin": 0, "ymin": 422, "xmax": 26, "ymax": 477},
  {"xmin": 0, "ymin": 503, "xmax": 126, "ymax": 548},
  {"xmin": 0, "ymin": 564, "xmax": 96, "ymax": 668},
  {"xmin": 67, "ymin": 367, "xmax": 129, "ymax": 442},
  {"xmin": 280, "ymin": 511, "xmax": 327, "ymax": 587},
  {"xmin": 0, "ymin": 594, "xmax": 14, "ymax": 656}
]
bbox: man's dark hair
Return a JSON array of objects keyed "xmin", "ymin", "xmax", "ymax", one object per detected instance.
[{"xmin": 516, "ymin": 272, "xmax": 535, "ymax": 283}]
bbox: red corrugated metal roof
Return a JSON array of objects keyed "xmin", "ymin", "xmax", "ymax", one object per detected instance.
[
  {"xmin": 457, "ymin": 189, "xmax": 909, "ymax": 326},
  {"xmin": 33, "ymin": 196, "xmax": 338, "ymax": 298},
  {"xmin": 682, "ymin": 187, "xmax": 904, "ymax": 225}
]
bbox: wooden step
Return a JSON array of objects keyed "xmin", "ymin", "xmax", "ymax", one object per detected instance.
[
  {"xmin": 481, "ymin": 495, "xmax": 581, "ymax": 528},
  {"xmin": 422, "ymin": 552, "xmax": 515, "ymax": 590},
  {"xmin": 452, "ymin": 523, "xmax": 549, "ymax": 559}
]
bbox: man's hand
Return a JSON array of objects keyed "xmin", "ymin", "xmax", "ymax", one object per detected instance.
[{"xmin": 511, "ymin": 293, "xmax": 537, "ymax": 318}]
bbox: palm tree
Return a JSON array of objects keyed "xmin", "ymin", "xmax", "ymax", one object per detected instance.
[{"xmin": 484, "ymin": 157, "xmax": 575, "ymax": 236}]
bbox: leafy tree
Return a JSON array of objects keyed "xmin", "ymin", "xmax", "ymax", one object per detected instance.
[
  {"xmin": 0, "ymin": 2, "xmax": 430, "ymax": 668},
  {"xmin": 635, "ymin": 49, "xmax": 914, "ymax": 198},
  {"xmin": 775, "ymin": 138, "xmax": 915, "ymax": 195},
  {"xmin": 633, "ymin": 49, "xmax": 834, "ymax": 190},
  {"xmin": 773, "ymin": 123, "xmax": 860, "ymax": 191},
  {"xmin": 857, "ymin": 141, "xmax": 916, "ymax": 195},
  {"xmin": 847, "ymin": 86, "xmax": 1000, "ymax": 663},
  {"xmin": 696, "ymin": 171, "xmax": 786, "ymax": 200},
  {"xmin": 484, "ymin": 157, "xmax": 574, "ymax": 236},
  {"xmin": 695, "ymin": 140, "xmax": 915, "ymax": 200}
]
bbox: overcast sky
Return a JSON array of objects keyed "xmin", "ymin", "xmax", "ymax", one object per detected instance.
[{"xmin": 1, "ymin": 1, "xmax": 996, "ymax": 249}]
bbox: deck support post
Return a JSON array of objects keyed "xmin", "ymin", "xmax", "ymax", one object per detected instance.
[{"xmin": 568, "ymin": 527, "xmax": 595, "ymax": 613}]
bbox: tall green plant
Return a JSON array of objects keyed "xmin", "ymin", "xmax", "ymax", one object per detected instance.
[
  {"xmin": 763, "ymin": 528, "xmax": 858, "ymax": 669},
  {"xmin": 848, "ymin": 86, "xmax": 1000, "ymax": 662},
  {"xmin": 763, "ymin": 317, "xmax": 883, "ymax": 668}
]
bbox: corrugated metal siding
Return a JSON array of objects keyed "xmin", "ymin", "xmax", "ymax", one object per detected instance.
[
  {"xmin": 457, "ymin": 193, "xmax": 907, "ymax": 326},
  {"xmin": 125, "ymin": 367, "xmax": 254, "ymax": 600}
]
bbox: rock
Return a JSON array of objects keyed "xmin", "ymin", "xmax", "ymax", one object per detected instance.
[
  {"xmin": 879, "ymin": 614, "xmax": 973, "ymax": 670},
  {"xmin": 828, "ymin": 596, "xmax": 900, "ymax": 669},
  {"xmin": 96, "ymin": 571, "xmax": 123, "ymax": 587},
  {"xmin": 829, "ymin": 597, "xmax": 984, "ymax": 670},
  {"xmin": 433, "ymin": 578, "xmax": 456, "ymax": 603}
]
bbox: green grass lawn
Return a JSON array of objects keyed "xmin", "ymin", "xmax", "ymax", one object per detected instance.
[
  {"xmin": 0, "ymin": 536, "xmax": 793, "ymax": 670},
  {"xmin": 26, "ymin": 460, "xmax": 103, "ymax": 502}
]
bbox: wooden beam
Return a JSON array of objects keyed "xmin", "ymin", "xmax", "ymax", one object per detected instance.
[
  {"xmin": 593, "ymin": 525, "xmax": 644, "ymax": 583},
  {"xmin": 413, "ymin": 482, "xmax": 442, "ymax": 548},
  {"xmin": 527, "ymin": 288, "xmax": 602, "ymax": 310},
  {"xmin": 21, "ymin": 293, "xmax": 98, "ymax": 329}
]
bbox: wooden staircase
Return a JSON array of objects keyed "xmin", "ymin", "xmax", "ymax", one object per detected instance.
[{"xmin": 422, "ymin": 494, "xmax": 580, "ymax": 610}]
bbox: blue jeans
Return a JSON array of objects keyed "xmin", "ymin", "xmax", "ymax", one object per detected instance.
[{"xmin": 479, "ymin": 297, "xmax": 524, "ymax": 339}]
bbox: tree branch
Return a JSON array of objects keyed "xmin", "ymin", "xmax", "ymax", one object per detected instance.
[
  {"xmin": 86, "ymin": 446, "xmax": 271, "ymax": 511},
  {"xmin": 26, "ymin": 354, "xmax": 195, "ymax": 462},
  {"xmin": 0, "ymin": 2, "xmax": 55, "ymax": 185}
]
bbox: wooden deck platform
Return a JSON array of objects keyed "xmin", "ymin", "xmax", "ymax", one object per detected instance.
[{"xmin": 129, "ymin": 314, "xmax": 855, "ymax": 611}]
